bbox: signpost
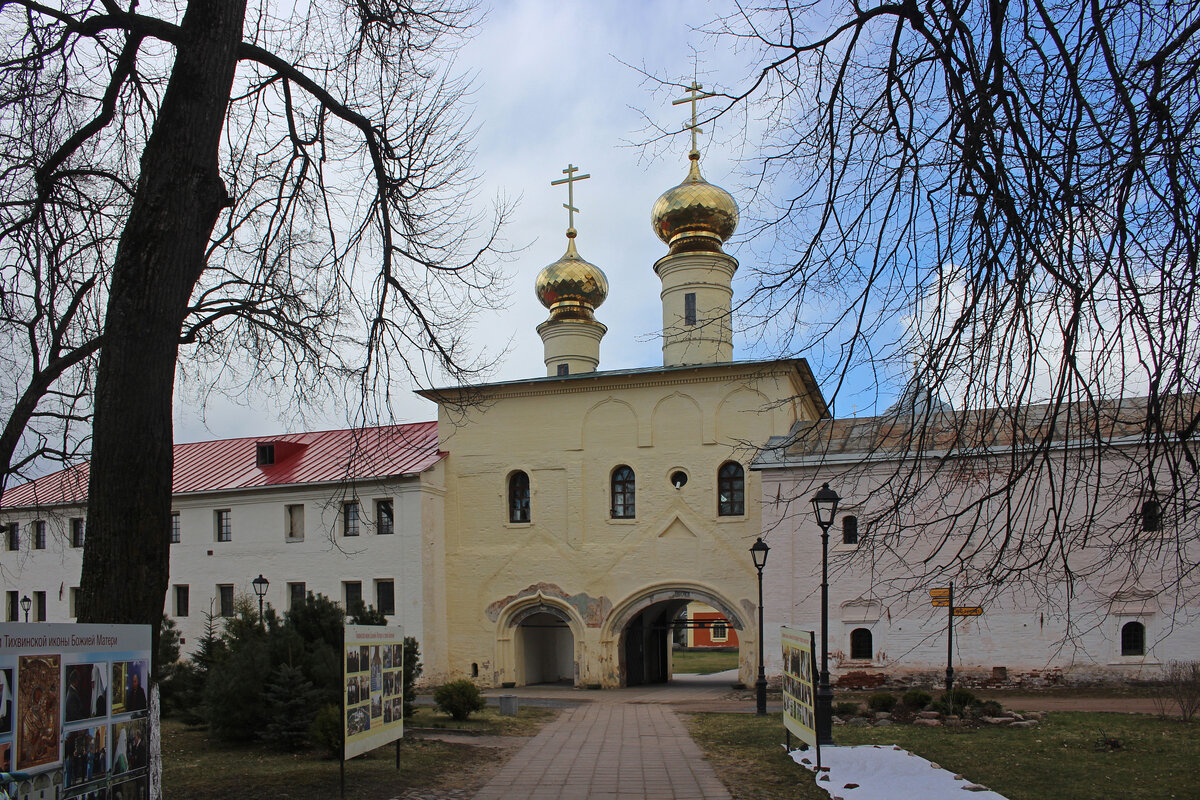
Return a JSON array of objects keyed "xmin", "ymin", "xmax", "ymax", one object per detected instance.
[
  {"xmin": 780, "ymin": 627, "xmax": 820, "ymax": 770},
  {"xmin": 929, "ymin": 586, "xmax": 985, "ymax": 693}
]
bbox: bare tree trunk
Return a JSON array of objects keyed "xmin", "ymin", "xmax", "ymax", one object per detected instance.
[{"xmin": 78, "ymin": 0, "xmax": 248, "ymax": 666}]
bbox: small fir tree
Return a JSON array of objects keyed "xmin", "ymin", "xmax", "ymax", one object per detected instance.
[{"xmin": 262, "ymin": 662, "xmax": 322, "ymax": 750}]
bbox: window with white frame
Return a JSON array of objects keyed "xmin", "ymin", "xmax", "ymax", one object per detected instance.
[
  {"xmin": 343, "ymin": 501, "xmax": 360, "ymax": 537},
  {"xmin": 1121, "ymin": 620, "xmax": 1146, "ymax": 656},
  {"xmin": 376, "ymin": 499, "xmax": 394, "ymax": 535},
  {"xmin": 217, "ymin": 584, "xmax": 234, "ymax": 617},
  {"xmin": 215, "ymin": 510, "xmax": 231, "ymax": 542},
  {"xmin": 70, "ymin": 518, "xmax": 85, "ymax": 548},
  {"xmin": 376, "ymin": 579, "xmax": 395, "ymax": 616},
  {"xmin": 175, "ymin": 585, "xmax": 189, "ymax": 618},
  {"xmin": 33, "ymin": 520, "xmax": 46, "ymax": 550},
  {"xmin": 170, "ymin": 512, "xmax": 180, "ymax": 544}
]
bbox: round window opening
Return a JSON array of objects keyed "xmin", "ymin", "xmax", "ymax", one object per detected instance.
[{"xmin": 670, "ymin": 471, "xmax": 689, "ymax": 488}]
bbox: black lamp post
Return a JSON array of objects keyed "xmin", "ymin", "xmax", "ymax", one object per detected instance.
[
  {"xmin": 750, "ymin": 537, "xmax": 770, "ymax": 715},
  {"xmin": 251, "ymin": 574, "xmax": 269, "ymax": 628},
  {"xmin": 811, "ymin": 482, "xmax": 839, "ymax": 745},
  {"xmin": 20, "ymin": 594, "xmax": 31, "ymax": 623}
]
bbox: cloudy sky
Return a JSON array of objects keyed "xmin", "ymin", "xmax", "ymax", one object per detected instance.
[{"xmin": 175, "ymin": 0, "xmax": 790, "ymax": 443}]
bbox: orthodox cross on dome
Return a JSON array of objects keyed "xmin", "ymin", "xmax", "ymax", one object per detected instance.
[
  {"xmin": 673, "ymin": 80, "xmax": 717, "ymax": 158},
  {"xmin": 551, "ymin": 163, "xmax": 590, "ymax": 238}
]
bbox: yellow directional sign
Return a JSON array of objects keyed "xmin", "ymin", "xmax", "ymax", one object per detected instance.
[
  {"xmin": 953, "ymin": 606, "xmax": 983, "ymax": 616},
  {"xmin": 929, "ymin": 588, "xmax": 951, "ymax": 598},
  {"xmin": 931, "ymin": 598, "xmax": 949, "ymax": 607}
]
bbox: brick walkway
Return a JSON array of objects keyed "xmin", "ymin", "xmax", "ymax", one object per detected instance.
[{"xmin": 470, "ymin": 702, "xmax": 732, "ymax": 800}]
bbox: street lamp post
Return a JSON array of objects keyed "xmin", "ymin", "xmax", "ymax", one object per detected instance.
[
  {"xmin": 251, "ymin": 574, "xmax": 269, "ymax": 629},
  {"xmin": 750, "ymin": 537, "xmax": 770, "ymax": 715},
  {"xmin": 20, "ymin": 594, "xmax": 31, "ymax": 623},
  {"xmin": 811, "ymin": 482, "xmax": 840, "ymax": 746}
]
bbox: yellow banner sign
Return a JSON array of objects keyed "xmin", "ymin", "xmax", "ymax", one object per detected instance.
[
  {"xmin": 954, "ymin": 607, "xmax": 984, "ymax": 616},
  {"xmin": 928, "ymin": 588, "xmax": 951, "ymax": 598},
  {"xmin": 931, "ymin": 598, "xmax": 949, "ymax": 607}
]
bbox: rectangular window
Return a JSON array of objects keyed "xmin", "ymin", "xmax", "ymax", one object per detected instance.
[
  {"xmin": 343, "ymin": 502, "xmax": 360, "ymax": 537},
  {"xmin": 842, "ymin": 516, "xmax": 859, "ymax": 545},
  {"xmin": 288, "ymin": 582, "xmax": 306, "ymax": 610},
  {"xmin": 70, "ymin": 518, "xmax": 85, "ymax": 548},
  {"xmin": 557, "ymin": 363, "xmax": 569, "ymax": 376},
  {"xmin": 175, "ymin": 585, "xmax": 190, "ymax": 618},
  {"xmin": 684, "ymin": 292, "xmax": 697, "ymax": 326},
  {"xmin": 344, "ymin": 581, "xmax": 362, "ymax": 612},
  {"xmin": 5, "ymin": 522, "xmax": 16, "ymax": 551},
  {"xmin": 6, "ymin": 591, "xmax": 18, "ymax": 622},
  {"xmin": 217, "ymin": 584, "xmax": 234, "ymax": 617},
  {"xmin": 69, "ymin": 587, "xmax": 80, "ymax": 618},
  {"xmin": 215, "ymin": 509, "xmax": 231, "ymax": 542},
  {"xmin": 256, "ymin": 443, "xmax": 275, "ymax": 466},
  {"xmin": 376, "ymin": 579, "xmax": 395, "ymax": 616},
  {"xmin": 171, "ymin": 512, "xmax": 180, "ymax": 544},
  {"xmin": 285, "ymin": 504, "xmax": 305, "ymax": 541},
  {"xmin": 33, "ymin": 521, "xmax": 46, "ymax": 550},
  {"xmin": 34, "ymin": 590, "xmax": 46, "ymax": 622},
  {"xmin": 711, "ymin": 620, "xmax": 728, "ymax": 642},
  {"xmin": 376, "ymin": 500, "xmax": 394, "ymax": 536}
]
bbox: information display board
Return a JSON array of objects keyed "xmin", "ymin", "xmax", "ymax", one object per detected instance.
[
  {"xmin": 0, "ymin": 623, "xmax": 152, "ymax": 799},
  {"xmin": 343, "ymin": 624, "xmax": 404, "ymax": 760},
  {"xmin": 780, "ymin": 626, "xmax": 818, "ymax": 749}
]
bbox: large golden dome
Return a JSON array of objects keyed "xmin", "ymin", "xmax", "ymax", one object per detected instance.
[
  {"xmin": 651, "ymin": 156, "xmax": 739, "ymax": 254},
  {"xmin": 535, "ymin": 234, "xmax": 609, "ymax": 320}
]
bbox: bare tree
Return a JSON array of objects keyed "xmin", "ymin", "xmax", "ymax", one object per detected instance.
[
  {"xmin": 697, "ymin": 2, "xmax": 1200, "ymax": 610},
  {"xmin": 0, "ymin": 0, "xmax": 506, "ymax": 649}
]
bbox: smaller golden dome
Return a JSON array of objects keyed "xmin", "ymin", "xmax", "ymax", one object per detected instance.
[
  {"xmin": 651, "ymin": 156, "xmax": 739, "ymax": 254},
  {"xmin": 535, "ymin": 233, "xmax": 609, "ymax": 321}
]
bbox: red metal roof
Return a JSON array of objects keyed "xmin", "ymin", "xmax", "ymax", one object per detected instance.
[{"xmin": 1, "ymin": 422, "xmax": 442, "ymax": 509}]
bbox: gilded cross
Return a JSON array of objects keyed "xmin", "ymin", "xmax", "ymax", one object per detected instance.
[
  {"xmin": 672, "ymin": 80, "xmax": 716, "ymax": 156},
  {"xmin": 550, "ymin": 163, "xmax": 590, "ymax": 233}
]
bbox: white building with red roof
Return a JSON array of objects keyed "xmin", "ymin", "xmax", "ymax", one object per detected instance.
[{"xmin": 0, "ymin": 423, "xmax": 444, "ymax": 651}]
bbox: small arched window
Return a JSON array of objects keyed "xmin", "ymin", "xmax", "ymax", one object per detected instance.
[
  {"xmin": 717, "ymin": 462, "xmax": 745, "ymax": 516},
  {"xmin": 508, "ymin": 471, "xmax": 531, "ymax": 523},
  {"xmin": 1142, "ymin": 499, "xmax": 1161, "ymax": 532},
  {"xmin": 611, "ymin": 466, "xmax": 636, "ymax": 519},
  {"xmin": 842, "ymin": 515, "xmax": 859, "ymax": 545},
  {"xmin": 1121, "ymin": 621, "xmax": 1145, "ymax": 656},
  {"xmin": 849, "ymin": 628, "xmax": 873, "ymax": 660}
]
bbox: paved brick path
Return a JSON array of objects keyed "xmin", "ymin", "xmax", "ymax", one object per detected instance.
[{"xmin": 470, "ymin": 701, "xmax": 732, "ymax": 800}]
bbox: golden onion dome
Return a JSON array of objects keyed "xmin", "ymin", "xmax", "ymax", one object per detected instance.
[
  {"xmin": 535, "ymin": 233, "xmax": 609, "ymax": 321},
  {"xmin": 651, "ymin": 155, "xmax": 739, "ymax": 254}
]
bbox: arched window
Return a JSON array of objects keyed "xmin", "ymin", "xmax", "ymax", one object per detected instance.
[
  {"xmin": 611, "ymin": 466, "xmax": 636, "ymax": 519},
  {"xmin": 849, "ymin": 628, "xmax": 873, "ymax": 660},
  {"xmin": 508, "ymin": 471, "xmax": 531, "ymax": 523},
  {"xmin": 1121, "ymin": 621, "xmax": 1145, "ymax": 656},
  {"xmin": 1142, "ymin": 499, "xmax": 1161, "ymax": 532},
  {"xmin": 842, "ymin": 515, "xmax": 859, "ymax": 545},
  {"xmin": 717, "ymin": 462, "xmax": 745, "ymax": 516}
]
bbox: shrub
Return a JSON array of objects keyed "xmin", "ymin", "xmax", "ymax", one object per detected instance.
[
  {"xmin": 309, "ymin": 703, "xmax": 343, "ymax": 759},
  {"xmin": 1155, "ymin": 660, "xmax": 1200, "ymax": 721},
  {"xmin": 868, "ymin": 692, "xmax": 898, "ymax": 712},
  {"xmin": 833, "ymin": 701, "xmax": 860, "ymax": 717},
  {"xmin": 433, "ymin": 679, "xmax": 486, "ymax": 721},
  {"xmin": 402, "ymin": 637, "xmax": 423, "ymax": 718},
  {"xmin": 902, "ymin": 689, "xmax": 932, "ymax": 710},
  {"xmin": 977, "ymin": 700, "xmax": 1003, "ymax": 717},
  {"xmin": 933, "ymin": 687, "xmax": 977, "ymax": 715}
]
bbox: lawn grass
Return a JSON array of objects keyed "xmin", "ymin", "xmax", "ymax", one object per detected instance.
[
  {"xmin": 672, "ymin": 648, "xmax": 740, "ymax": 675},
  {"xmin": 406, "ymin": 704, "xmax": 557, "ymax": 735},
  {"xmin": 688, "ymin": 711, "xmax": 1200, "ymax": 800},
  {"xmin": 161, "ymin": 715, "xmax": 522, "ymax": 800}
]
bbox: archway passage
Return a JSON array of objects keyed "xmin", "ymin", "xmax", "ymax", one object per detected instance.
[
  {"xmin": 518, "ymin": 611, "xmax": 575, "ymax": 685},
  {"xmin": 622, "ymin": 599, "xmax": 692, "ymax": 686}
]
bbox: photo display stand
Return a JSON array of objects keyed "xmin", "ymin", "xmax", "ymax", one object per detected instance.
[
  {"xmin": 780, "ymin": 626, "xmax": 820, "ymax": 771},
  {"xmin": 0, "ymin": 623, "xmax": 153, "ymax": 800},
  {"xmin": 341, "ymin": 624, "xmax": 405, "ymax": 798}
]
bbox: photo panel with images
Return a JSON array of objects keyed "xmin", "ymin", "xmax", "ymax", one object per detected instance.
[
  {"xmin": 63, "ymin": 725, "xmax": 108, "ymax": 789},
  {"xmin": 0, "ymin": 741, "xmax": 11, "ymax": 771},
  {"xmin": 64, "ymin": 663, "xmax": 108, "ymax": 724},
  {"xmin": 347, "ymin": 706, "xmax": 370, "ymax": 737},
  {"xmin": 371, "ymin": 693, "xmax": 382, "ymax": 719},
  {"xmin": 110, "ymin": 718, "xmax": 148, "ymax": 779},
  {"xmin": 0, "ymin": 666, "xmax": 12, "ymax": 734},
  {"xmin": 370, "ymin": 647, "xmax": 382, "ymax": 692},
  {"xmin": 383, "ymin": 646, "xmax": 392, "ymax": 670},
  {"xmin": 346, "ymin": 676, "xmax": 359, "ymax": 707},
  {"xmin": 358, "ymin": 646, "xmax": 369, "ymax": 669},
  {"xmin": 346, "ymin": 646, "xmax": 360, "ymax": 674},
  {"xmin": 110, "ymin": 660, "xmax": 148, "ymax": 716},
  {"xmin": 17, "ymin": 653, "xmax": 61, "ymax": 771}
]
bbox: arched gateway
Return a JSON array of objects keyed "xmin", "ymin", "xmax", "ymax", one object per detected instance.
[
  {"xmin": 605, "ymin": 584, "xmax": 749, "ymax": 687},
  {"xmin": 496, "ymin": 595, "xmax": 582, "ymax": 686}
]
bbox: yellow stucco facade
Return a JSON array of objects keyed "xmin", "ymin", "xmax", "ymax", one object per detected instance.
[{"xmin": 419, "ymin": 360, "xmax": 825, "ymax": 688}]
